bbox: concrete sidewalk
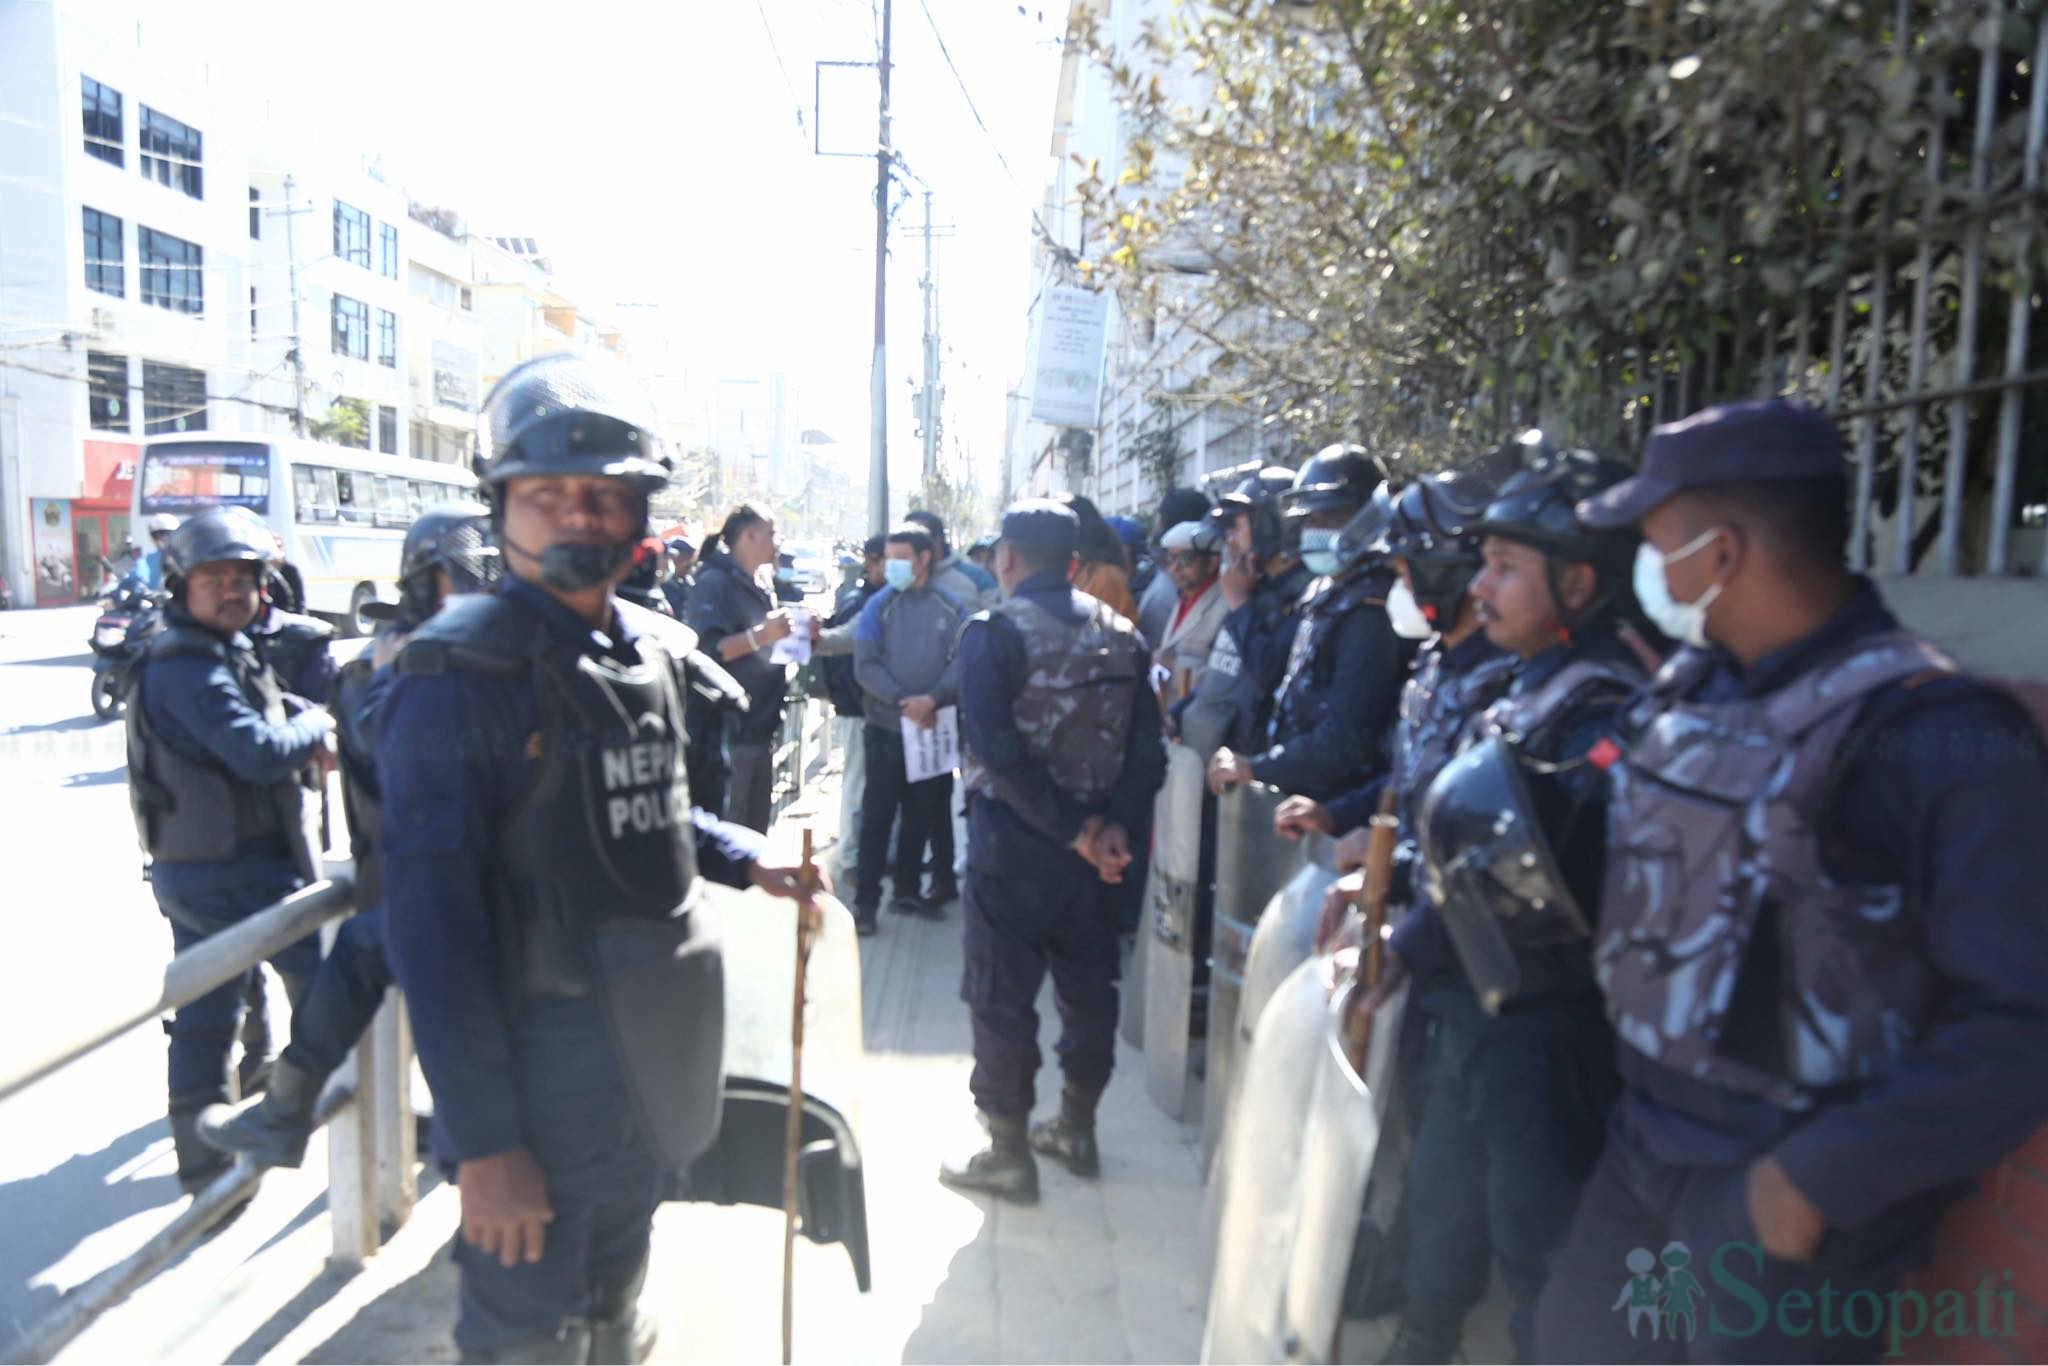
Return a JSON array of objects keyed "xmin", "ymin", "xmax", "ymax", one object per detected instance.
[{"xmin": 57, "ymin": 725, "xmax": 1212, "ymax": 1364}]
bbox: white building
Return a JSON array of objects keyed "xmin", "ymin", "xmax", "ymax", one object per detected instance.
[
  {"xmin": 1008, "ymin": 0, "xmax": 1269, "ymax": 517},
  {"xmin": 403, "ymin": 203, "xmax": 484, "ymax": 467},
  {"xmin": 0, "ymin": 4, "xmax": 271, "ymax": 605}
]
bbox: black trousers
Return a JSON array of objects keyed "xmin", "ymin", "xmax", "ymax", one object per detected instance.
[{"xmin": 856, "ymin": 724, "xmax": 952, "ymax": 909}]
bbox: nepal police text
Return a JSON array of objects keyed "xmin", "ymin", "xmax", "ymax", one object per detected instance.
[{"xmin": 601, "ymin": 740, "xmax": 689, "ymax": 838}]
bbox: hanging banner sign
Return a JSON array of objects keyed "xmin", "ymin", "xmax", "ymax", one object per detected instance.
[{"xmin": 1029, "ymin": 285, "xmax": 1110, "ymax": 429}]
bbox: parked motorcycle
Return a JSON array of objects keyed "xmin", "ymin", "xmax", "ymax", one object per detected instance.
[{"xmin": 89, "ymin": 575, "xmax": 164, "ymax": 721}]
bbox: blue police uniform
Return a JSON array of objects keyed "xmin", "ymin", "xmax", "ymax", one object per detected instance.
[
  {"xmin": 955, "ymin": 568, "xmax": 1166, "ymax": 1119},
  {"xmin": 249, "ymin": 605, "xmax": 336, "ymax": 704},
  {"xmin": 132, "ymin": 605, "xmax": 329, "ymax": 1184},
  {"xmin": 1251, "ymin": 566, "xmax": 1410, "ymax": 799},
  {"xmin": 1537, "ymin": 581, "xmax": 2048, "ymax": 1364},
  {"xmin": 378, "ymin": 577, "xmax": 763, "ymax": 1357}
]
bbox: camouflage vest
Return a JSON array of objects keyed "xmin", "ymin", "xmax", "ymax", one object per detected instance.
[
  {"xmin": 960, "ymin": 592, "xmax": 1145, "ymax": 805},
  {"xmin": 1478, "ymin": 656, "xmax": 1642, "ymax": 756},
  {"xmin": 1268, "ymin": 570, "xmax": 1387, "ymax": 747},
  {"xmin": 1394, "ymin": 641, "xmax": 1516, "ymax": 835},
  {"xmin": 1595, "ymin": 631, "xmax": 1956, "ymax": 1107}
]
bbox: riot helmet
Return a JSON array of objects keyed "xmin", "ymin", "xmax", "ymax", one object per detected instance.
[
  {"xmin": 1208, "ymin": 465, "xmax": 1297, "ymax": 560},
  {"xmin": 392, "ymin": 500, "xmax": 499, "ymax": 624},
  {"xmin": 1328, "ymin": 478, "xmax": 1401, "ymax": 578},
  {"xmin": 1371, "ymin": 468, "xmax": 1497, "ymax": 628},
  {"xmin": 473, "ymin": 352, "xmax": 672, "ymax": 592},
  {"xmin": 161, "ymin": 506, "xmax": 276, "ymax": 598},
  {"xmin": 1468, "ymin": 431, "xmax": 1639, "ymax": 630},
  {"xmin": 1282, "ymin": 444, "xmax": 1383, "ymax": 521},
  {"xmin": 1416, "ymin": 733, "xmax": 1591, "ymax": 1012}
]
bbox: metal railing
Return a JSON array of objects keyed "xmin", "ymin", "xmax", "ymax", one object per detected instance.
[{"xmin": 0, "ymin": 872, "xmax": 418, "ymax": 1365}]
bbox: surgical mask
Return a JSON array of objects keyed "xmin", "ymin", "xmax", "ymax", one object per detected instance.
[
  {"xmin": 1633, "ymin": 527, "xmax": 1725, "ymax": 648},
  {"xmin": 883, "ymin": 559, "xmax": 916, "ymax": 591},
  {"xmin": 1385, "ymin": 576, "xmax": 1434, "ymax": 640},
  {"xmin": 1299, "ymin": 528, "xmax": 1341, "ymax": 578}
]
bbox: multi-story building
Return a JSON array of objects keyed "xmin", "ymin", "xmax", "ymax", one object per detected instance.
[
  {"xmin": 0, "ymin": 4, "xmax": 270, "ymax": 604},
  {"xmin": 403, "ymin": 203, "xmax": 484, "ymax": 467}
]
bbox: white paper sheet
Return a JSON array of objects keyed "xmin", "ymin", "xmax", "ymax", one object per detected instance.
[{"xmin": 901, "ymin": 705, "xmax": 960, "ymax": 783}]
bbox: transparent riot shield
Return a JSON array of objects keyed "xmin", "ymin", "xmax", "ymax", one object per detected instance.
[
  {"xmin": 1280, "ymin": 972, "xmax": 1410, "ymax": 1364},
  {"xmin": 678, "ymin": 882, "xmax": 872, "ymax": 1292},
  {"xmin": 1142, "ymin": 742, "xmax": 1211, "ymax": 1118},
  {"xmin": 1201, "ymin": 782, "xmax": 1301, "ymax": 1170},
  {"xmin": 1200, "ymin": 955, "xmax": 1336, "ymax": 1363}
]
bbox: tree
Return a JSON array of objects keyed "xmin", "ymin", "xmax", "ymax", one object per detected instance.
[
  {"xmin": 307, "ymin": 397, "xmax": 370, "ymax": 448},
  {"xmin": 1076, "ymin": 0, "xmax": 2044, "ymax": 530}
]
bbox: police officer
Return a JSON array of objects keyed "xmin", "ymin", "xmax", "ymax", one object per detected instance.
[
  {"xmin": 376, "ymin": 353, "xmax": 820, "ymax": 1364},
  {"xmin": 1537, "ymin": 401, "xmax": 2048, "ymax": 1365},
  {"xmin": 247, "ymin": 575, "xmax": 336, "ymax": 702},
  {"xmin": 1175, "ymin": 466, "xmax": 1307, "ymax": 759},
  {"xmin": 939, "ymin": 499, "xmax": 1166, "ymax": 1203},
  {"xmin": 126, "ymin": 506, "xmax": 336, "ymax": 1194},
  {"xmin": 1207, "ymin": 446, "xmax": 1409, "ymax": 799},
  {"xmin": 197, "ymin": 502, "xmax": 500, "ymax": 1169},
  {"xmin": 1367, "ymin": 440, "xmax": 1651, "ymax": 1363}
]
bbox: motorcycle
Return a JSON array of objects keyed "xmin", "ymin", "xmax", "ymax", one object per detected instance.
[{"xmin": 89, "ymin": 575, "xmax": 164, "ymax": 721}]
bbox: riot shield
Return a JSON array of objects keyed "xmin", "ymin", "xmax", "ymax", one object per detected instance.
[
  {"xmin": 677, "ymin": 881, "xmax": 872, "ymax": 1292},
  {"xmin": 1120, "ymin": 917, "xmax": 1147, "ymax": 1050},
  {"xmin": 1280, "ymin": 972, "xmax": 1410, "ymax": 1364},
  {"xmin": 1142, "ymin": 742, "xmax": 1211, "ymax": 1118},
  {"xmin": 1201, "ymin": 782, "xmax": 1301, "ymax": 1170},
  {"xmin": 1200, "ymin": 955, "xmax": 1335, "ymax": 1363}
]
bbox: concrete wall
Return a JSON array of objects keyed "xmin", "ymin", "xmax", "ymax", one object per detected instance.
[{"xmin": 1876, "ymin": 575, "xmax": 2048, "ymax": 682}]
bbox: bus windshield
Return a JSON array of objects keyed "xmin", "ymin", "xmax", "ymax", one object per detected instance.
[{"xmin": 139, "ymin": 443, "xmax": 272, "ymax": 516}]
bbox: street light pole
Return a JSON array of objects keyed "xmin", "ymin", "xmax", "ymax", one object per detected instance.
[
  {"xmin": 867, "ymin": 0, "xmax": 893, "ymax": 535},
  {"xmin": 279, "ymin": 175, "xmax": 309, "ymax": 437}
]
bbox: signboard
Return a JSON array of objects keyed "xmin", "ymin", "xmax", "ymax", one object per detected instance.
[
  {"xmin": 31, "ymin": 498, "xmax": 74, "ymax": 605},
  {"xmin": 431, "ymin": 340, "xmax": 477, "ymax": 411},
  {"xmin": 1029, "ymin": 285, "xmax": 1110, "ymax": 429}
]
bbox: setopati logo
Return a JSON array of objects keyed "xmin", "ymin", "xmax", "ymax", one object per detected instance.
[{"xmin": 1611, "ymin": 1242, "xmax": 2019, "ymax": 1358}]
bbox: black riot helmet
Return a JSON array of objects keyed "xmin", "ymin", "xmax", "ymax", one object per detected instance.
[
  {"xmin": 1281, "ymin": 444, "xmax": 1384, "ymax": 523},
  {"xmin": 1416, "ymin": 732, "xmax": 1591, "ymax": 1013},
  {"xmin": 1370, "ymin": 468, "xmax": 1498, "ymax": 624},
  {"xmin": 1469, "ymin": 431, "xmax": 1639, "ymax": 628},
  {"xmin": 392, "ymin": 500, "xmax": 499, "ymax": 625},
  {"xmin": 1208, "ymin": 465, "xmax": 1297, "ymax": 559},
  {"xmin": 161, "ymin": 505, "xmax": 276, "ymax": 599},
  {"xmin": 473, "ymin": 352, "xmax": 672, "ymax": 591},
  {"xmin": 1329, "ymin": 478, "xmax": 1401, "ymax": 577}
]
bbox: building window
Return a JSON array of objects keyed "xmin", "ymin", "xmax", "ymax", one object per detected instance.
[
  {"xmin": 249, "ymin": 186, "xmax": 261, "ymax": 239},
  {"xmin": 82, "ymin": 77, "xmax": 123, "ymax": 167},
  {"xmin": 334, "ymin": 201, "xmax": 370, "ymax": 268},
  {"xmin": 250, "ymin": 287, "xmax": 259, "ymax": 339},
  {"xmin": 142, "ymin": 361, "xmax": 207, "ymax": 435},
  {"xmin": 83, "ymin": 207, "xmax": 123, "ymax": 298},
  {"xmin": 375, "ymin": 309, "xmax": 397, "ymax": 368},
  {"xmin": 379, "ymin": 222, "xmax": 399, "ymax": 279},
  {"xmin": 138, "ymin": 226, "xmax": 202, "ymax": 313},
  {"xmin": 459, "ymin": 285, "xmax": 473, "ymax": 311},
  {"xmin": 139, "ymin": 106, "xmax": 203, "ymax": 199},
  {"xmin": 332, "ymin": 294, "xmax": 369, "ymax": 359},
  {"xmin": 377, "ymin": 405, "xmax": 398, "ymax": 455},
  {"xmin": 88, "ymin": 352, "xmax": 129, "ymax": 432}
]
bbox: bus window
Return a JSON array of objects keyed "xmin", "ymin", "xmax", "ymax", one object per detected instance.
[
  {"xmin": 407, "ymin": 480, "xmax": 432, "ymax": 518},
  {"xmin": 335, "ymin": 471, "xmax": 366, "ymax": 523},
  {"xmin": 292, "ymin": 465, "xmax": 321, "ymax": 522},
  {"xmin": 309, "ymin": 467, "xmax": 339, "ymax": 523},
  {"xmin": 376, "ymin": 477, "xmax": 409, "ymax": 529}
]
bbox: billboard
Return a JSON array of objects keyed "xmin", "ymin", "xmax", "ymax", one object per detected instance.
[{"xmin": 1028, "ymin": 285, "xmax": 1110, "ymax": 430}]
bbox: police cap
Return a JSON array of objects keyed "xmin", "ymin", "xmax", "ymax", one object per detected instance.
[
  {"xmin": 999, "ymin": 498, "xmax": 1078, "ymax": 567},
  {"xmin": 1577, "ymin": 399, "xmax": 1845, "ymax": 529}
]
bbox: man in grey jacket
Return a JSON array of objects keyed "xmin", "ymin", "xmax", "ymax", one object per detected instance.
[{"xmin": 851, "ymin": 524, "xmax": 968, "ymax": 934}]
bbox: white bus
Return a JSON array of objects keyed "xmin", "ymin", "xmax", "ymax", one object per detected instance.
[{"xmin": 133, "ymin": 433, "xmax": 478, "ymax": 636}]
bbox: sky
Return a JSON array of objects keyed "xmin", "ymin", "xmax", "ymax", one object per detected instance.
[{"xmin": 147, "ymin": 0, "xmax": 1070, "ymax": 502}]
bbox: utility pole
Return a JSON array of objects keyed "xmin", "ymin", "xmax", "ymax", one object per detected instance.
[
  {"xmin": 867, "ymin": 0, "xmax": 894, "ymax": 535},
  {"xmin": 275, "ymin": 175, "xmax": 310, "ymax": 437},
  {"xmin": 916, "ymin": 190, "xmax": 941, "ymax": 485}
]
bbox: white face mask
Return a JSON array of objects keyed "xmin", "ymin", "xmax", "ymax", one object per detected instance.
[
  {"xmin": 1299, "ymin": 527, "xmax": 1341, "ymax": 578},
  {"xmin": 1633, "ymin": 527, "xmax": 1725, "ymax": 648},
  {"xmin": 1385, "ymin": 576, "xmax": 1434, "ymax": 640}
]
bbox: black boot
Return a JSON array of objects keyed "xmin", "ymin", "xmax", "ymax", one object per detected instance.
[
  {"xmin": 1029, "ymin": 1085, "xmax": 1103, "ymax": 1178},
  {"xmin": 938, "ymin": 1111, "xmax": 1039, "ymax": 1204},
  {"xmin": 587, "ymin": 1255, "xmax": 658, "ymax": 1364},
  {"xmin": 168, "ymin": 1091, "xmax": 234, "ymax": 1196},
  {"xmin": 1377, "ymin": 1318, "xmax": 1458, "ymax": 1365},
  {"xmin": 196, "ymin": 1056, "xmax": 325, "ymax": 1169},
  {"xmin": 458, "ymin": 1320, "xmax": 592, "ymax": 1365}
]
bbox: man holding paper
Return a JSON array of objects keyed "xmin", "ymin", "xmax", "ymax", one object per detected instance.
[{"xmin": 850, "ymin": 523, "xmax": 969, "ymax": 935}]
